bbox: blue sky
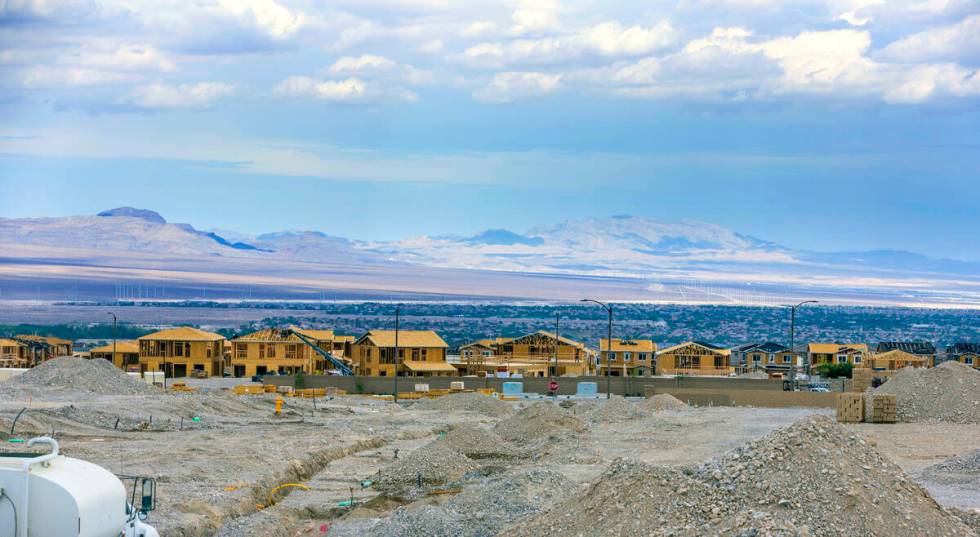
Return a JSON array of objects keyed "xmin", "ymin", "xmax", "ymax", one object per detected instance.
[{"xmin": 1, "ymin": 0, "xmax": 979, "ymax": 259}]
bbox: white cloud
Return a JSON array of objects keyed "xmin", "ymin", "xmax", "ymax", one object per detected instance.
[
  {"xmin": 460, "ymin": 20, "xmax": 499, "ymax": 38},
  {"xmin": 0, "ymin": 0, "xmax": 95, "ymax": 20},
  {"xmin": 128, "ymin": 82, "xmax": 235, "ymax": 109},
  {"xmin": 418, "ymin": 39, "xmax": 444, "ymax": 53},
  {"xmin": 473, "ymin": 71, "xmax": 561, "ymax": 102},
  {"xmin": 21, "ymin": 66, "xmax": 136, "ymax": 88},
  {"xmin": 329, "ymin": 54, "xmax": 396, "ymax": 73},
  {"xmin": 580, "ymin": 21, "xmax": 678, "ymax": 57},
  {"xmin": 274, "ymin": 76, "xmax": 367, "ymax": 101},
  {"xmin": 215, "ymin": 0, "xmax": 306, "ymax": 40},
  {"xmin": 73, "ymin": 43, "xmax": 176, "ymax": 72},
  {"xmin": 510, "ymin": 0, "xmax": 561, "ymax": 35},
  {"xmin": 878, "ymin": 14, "xmax": 980, "ymax": 64}
]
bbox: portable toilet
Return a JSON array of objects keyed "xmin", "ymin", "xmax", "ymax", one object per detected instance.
[
  {"xmin": 502, "ymin": 382, "xmax": 524, "ymax": 397},
  {"xmin": 576, "ymin": 382, "xmax": 599, "ymax": 398}
]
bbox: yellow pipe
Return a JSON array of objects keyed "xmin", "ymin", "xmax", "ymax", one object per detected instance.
[{"xmin": 268, "ymin": 483, "xmax": 310, "ymax": 506}]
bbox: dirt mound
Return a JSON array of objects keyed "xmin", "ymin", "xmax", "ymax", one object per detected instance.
[
  {"xmin": 494, "ymin": 401, "xmax": 586, "ymax": 444},
  {"xmin": 0, "ymin": 357, "xmax": 158, "ymax": 396},
  {"xmin": 575, "ymin": 396, "xmax": 647, "ymax": 423},
  {"xmin": 412, "ymin": 392, "xmax": 514, "ymax": 416},
  {"xmin": 922, "ymin": 449, "xmax": 980, "ymax": 486},
  {"xmin": 871, "ymin": 361, "xmax": 980, "ymax": 423},
  {"xmin": 640, "ymin": 393, "xmax": 688, "ymax": 411},
  {"xmin": 443, "ymin": 423, "xmax": 521, "ymax": 459},
  {"xmin": 949, "ymin": 508, "xmax": 980, "ymax": 533},
  {"xmin": 375, "ymin": 439, "xmax": 478, "ymax": 499},
  {"xmin": 509, "ymin": 416, "xmax": 973, "ymax": 536}
]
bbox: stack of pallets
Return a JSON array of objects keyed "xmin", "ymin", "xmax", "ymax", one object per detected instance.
[{"xmin": 836, "ymin": 393, "xmax": 865, "ymax": 423}]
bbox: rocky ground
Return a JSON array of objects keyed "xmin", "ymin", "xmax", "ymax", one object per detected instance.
[{"xmin": 1, "ymin": 358, "xmax": 977, "ymax": 536}]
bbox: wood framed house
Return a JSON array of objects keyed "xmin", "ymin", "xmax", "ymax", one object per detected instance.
[
  {"xmin": 869, "ymin": 349, "xmax": 928, "ymax": 371},
  {"xmin": 14, "ymin": 335, "xmax": 73, "ymax": 364},
  {"xmin": 456, "ymin": 331, "xmax": 594, "ymax": 377},
  {"xmin": 230, "ymin": 328, "xmax": 334, "ymax": 377},
  {"xmin": 807, "ymin": 343, "xmax": 869, "ymax": 372},
  {"xmin": 656, "ymin": 341, "xmax": 732, "ymax": 376},
  {"xmin": 945, "ymin": 343, "xmax": 980, "ymax": 369},
  {"xmin": 875, "ymin": 342, "xmax": 936, "ymax": 367},
  {"xmin": 89, "ymin": 340, "xmax": 140, "ymax": 370},
  {"xmin": 732, "ymin": 342, "xmax": 796, "ymax": 377},
  {"xmin": 352, "ymin": 330, "xmax": 455, "ymax": 377},
  {"xmin": 138, "ymin": 327, "xmax": 226, "ymax": 378},
  {"xmin": 596, "ymin": 339, "xmax": 657, "ymax": 377},
  {"xmin": 0, "ymin": 338, "xmax": 27, "ymax": 368}
]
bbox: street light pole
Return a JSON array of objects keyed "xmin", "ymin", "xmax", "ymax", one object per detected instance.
[
  {"xmin": 553, "ymin": 312, "xmax": 559, "ymax": 401},
  {"xmin": 581, "ymin": 299, "xmax": 613, "ymax": 400},
  {"xmin": 789, "ymin": 300, "xmax": 818, "ymax": 386},
  {"xmin": 108, "ymin": 312, "xmax": 117, "ymax": 368},
  {"xmin": 394, "ymin": 305, "xmax": 401, "ymax": 403}
]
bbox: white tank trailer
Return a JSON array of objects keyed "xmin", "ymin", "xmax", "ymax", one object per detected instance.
[{"xmin": 0, "ymin": 437, "xmax": 159, "ymax": 537}]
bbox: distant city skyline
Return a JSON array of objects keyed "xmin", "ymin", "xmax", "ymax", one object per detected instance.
[{"xmin": 1, "ymin": 1, "xmax": 979, "ymax": 259}]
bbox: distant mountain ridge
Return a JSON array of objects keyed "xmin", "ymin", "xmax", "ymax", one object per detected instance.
[{"xmin": 2, "ymin": 208, "xmax": 979, "ymax": 285}]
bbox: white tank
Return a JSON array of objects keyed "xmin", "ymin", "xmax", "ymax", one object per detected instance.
[{"xmin": 0, "ymin": 438, "xmax": 127, "ymax": 537}]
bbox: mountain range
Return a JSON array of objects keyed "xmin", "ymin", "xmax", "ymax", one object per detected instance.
[{"xmin": 1, "ymin": 207, "xmax": 979, "ymax": 306}]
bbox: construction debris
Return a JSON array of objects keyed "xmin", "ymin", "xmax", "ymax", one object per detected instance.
[
  {"xmin": 508, "ymin": 416, "xmax": 974, "ymax": 536},
  {"xmin": 575, "ymin": 395, "xmax": 647, "ymax": 423},
  {"xmin": 0, "ymin": 356, "xmax": 158, "ymax": 396},
  {"xmin": 442, "ymin": 423, "xmax": 522, "ymax": 459},
  {"xmin": 870, "ymin": 361, "xmax": 980, "ymax": 424},
  {"xmin": 374, "ymin": 439, "xmax": 478, "ymax": 499},
  {"xmin": 922, "ymin": 449, "xmax": 980, "ymax": 487}
]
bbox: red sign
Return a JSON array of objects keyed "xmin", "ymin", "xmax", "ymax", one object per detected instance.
[{"xmin": 549, "ymin": 380, "xmax": 559, "ymax": 392}]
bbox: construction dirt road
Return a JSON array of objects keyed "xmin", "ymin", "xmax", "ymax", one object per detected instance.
[{"xmin": 0, "ymin": 358, "xmax": 977, "ymax": 536}]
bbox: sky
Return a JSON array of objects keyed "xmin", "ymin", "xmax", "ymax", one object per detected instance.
[{"xmin": 1, "ymin": 0, "xmax": 979, "ymax": 259}]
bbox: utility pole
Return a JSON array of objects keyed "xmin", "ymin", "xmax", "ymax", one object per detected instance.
[
  {"xmin": 789, "ymin": 300, "xmax": 818, "ymax": 387},
  {"xmin": 393, "ymin": 305, "xmax": 400, "ymax": 403},
  {"xmin": 581, "ymin": 299, "xmax": 613, "ymax": 399},
  {"xmin": 108, "ymin": 312, "xmax": 117, "ymax": 368}
]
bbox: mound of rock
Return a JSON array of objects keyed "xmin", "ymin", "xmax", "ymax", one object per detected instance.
[
  {"xmin": 412, "ymin": 392, "xmax": 514, "ymax": 416},
  {"xmin": 494, "ymin": 401, "xmax": 586, "ymax": 444},
  {"xmin": 870, "ymin": 361, "xmax": 979, "ymax": 423},
  {"xmin": 1, "ymin": 357, "xmax": 158, "ymax": 396},
  {"xmin": 443, "ymin": 423, "xmax": 521, "ymax": 459},
  {"xmin": 922, "ymin": 449, "xmax": 980, "ymax": 486},
  {"xmin": 375, "ymin": 439, "xmax": 478, "ymax": 499},
  {"xmin": 641, "ymin": 393, "xmax": 688, "ymax": 411},
  {"xmin": 575, "ymin": 396, "xmax": 647, "ymax": 423},
  {"xmin": 508, "ymin": 416, "xmax": 973, "ymax": 536}
]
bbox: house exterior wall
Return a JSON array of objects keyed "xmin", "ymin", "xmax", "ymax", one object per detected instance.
[
  {"xmin": 657, "ymin": 344, "xmax": 732, "ymax": 375},
  {"xmin": 353, "ymin": 343, "xmax": 450, "ymax": 377},
  {"xmin": 139, "ymin": 339, "xmax": 225, "ymax": 377},
  {"xmin": 230, "ymin": 340, "xmax": 322, "ymax": 377}
]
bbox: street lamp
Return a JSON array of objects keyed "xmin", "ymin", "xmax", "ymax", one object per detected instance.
[
  {"xmin": 581, "ymin": 299, "xmax": 612, "ymax": 400},
  {"xmin": 107, "ymin": 312, "xmax": 117, "ymax": 368},
  {"xmin": 552, "ymin": 312, "xmax": 559, "ymax": 401},
  {"xmin": 789, "ymin": 300, "xmax": 818, "ymax": 385},
  {"xmin": 393, "ymin": 305, "xmax": 401, "ymax": 403}
]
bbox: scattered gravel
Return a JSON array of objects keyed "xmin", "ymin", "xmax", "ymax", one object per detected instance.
[
  {"xmin": 494, "ymin": 401, "xmax": 586, "ymax": 445},
  {"xmin": 949, "ymin": 508, "xmax": 980, "ymax": 533},
  {"xmin": 375, "ymin": 439, "xmax": 479, "ymax": 499},
  {"xmin": 640, "ymin": 393, "xmax": 688, "ymax": 412},
  {"xmin": 922, "ymin": 449, "xmax": 980, "ymax": 486},
  {"xmin": 509, "ymin": 415, "xmax": 975, "ymax": 536},
  {"xmin": 0, "ymin": 356, "xmax": 158, "ymax": 396},
  {"xmin": 412, "ymin": 392, "xmax": 515, "ymax": 416},
  {"xmin": 870, "ymin": 361, "xmax": 980, "ymax": 423}
]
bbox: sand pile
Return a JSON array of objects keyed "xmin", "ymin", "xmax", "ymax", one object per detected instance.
[
  {"xmin": 509, "ymin": 416, "xmax": 974, "ymax": 536},
  {"xmin": 870, "ymin": 361, "xmax": 979, "ymax": 423},
  {"xmin": 0, "ymin": 356, "xmax": 158, "ymax": 396},
  {"xmin": 641, "ymin": 393, "xmax": 688, "ymax": 411},
  {"xmin": 576, "ymin": 396, "xmax": 647, "ymax": 423},
  {"xmin": 442, "ymin": 423, "xmax": 521, "ymax": 459},
  {"xmin": 412, "ymin": 391, "xmax": 514, "ymax": 416},
  {"xmin": 494, "ymin": 401, "xmax": 586, "ymax": 444},
  {"xmin": 375, "ymin": 439, "xmax": 478, "ymax": 499}
]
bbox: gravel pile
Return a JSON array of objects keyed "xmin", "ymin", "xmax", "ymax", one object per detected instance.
[
  {"xmin": 922, "ymin": 449, "xmax": 980, "ymax": 486},
  {"xmin": 575, "ymin": 396, "xmax": 647, "ymax": 423},
  {"xmin": 375, "ymin": 439, "xmax": 478, "ymax": 499},
  {"xmin": 413, "ymin": 392, "xmax": 514, "ymax": 416},
  {"xmin": 443, "ymin": 423, "xmax": 522, "ymax": 459},
  {"xmin": 0, "ymin": 357, "xmax": 158, "ymax": 395},
  {"xmin": 494, "ymin": 401, "xmax": 586, "ymax": 445},
  {"xmin": 949, "ymin": 508, "xmax": 980, "ymax": 533},
  {"xmin": 870, "ymin": 361, "xmax": 980, "ymax": 423},
  {"xmin": 347, "ymin": 467, "xmax": 572, "ymax": 537},
  {"xmin": 640, "ymin": 393, "xmax": 688, "ymax": 412},
  {"xmin": 509, "ymin": 416, "xmax": 974, "ymax": 536}
]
